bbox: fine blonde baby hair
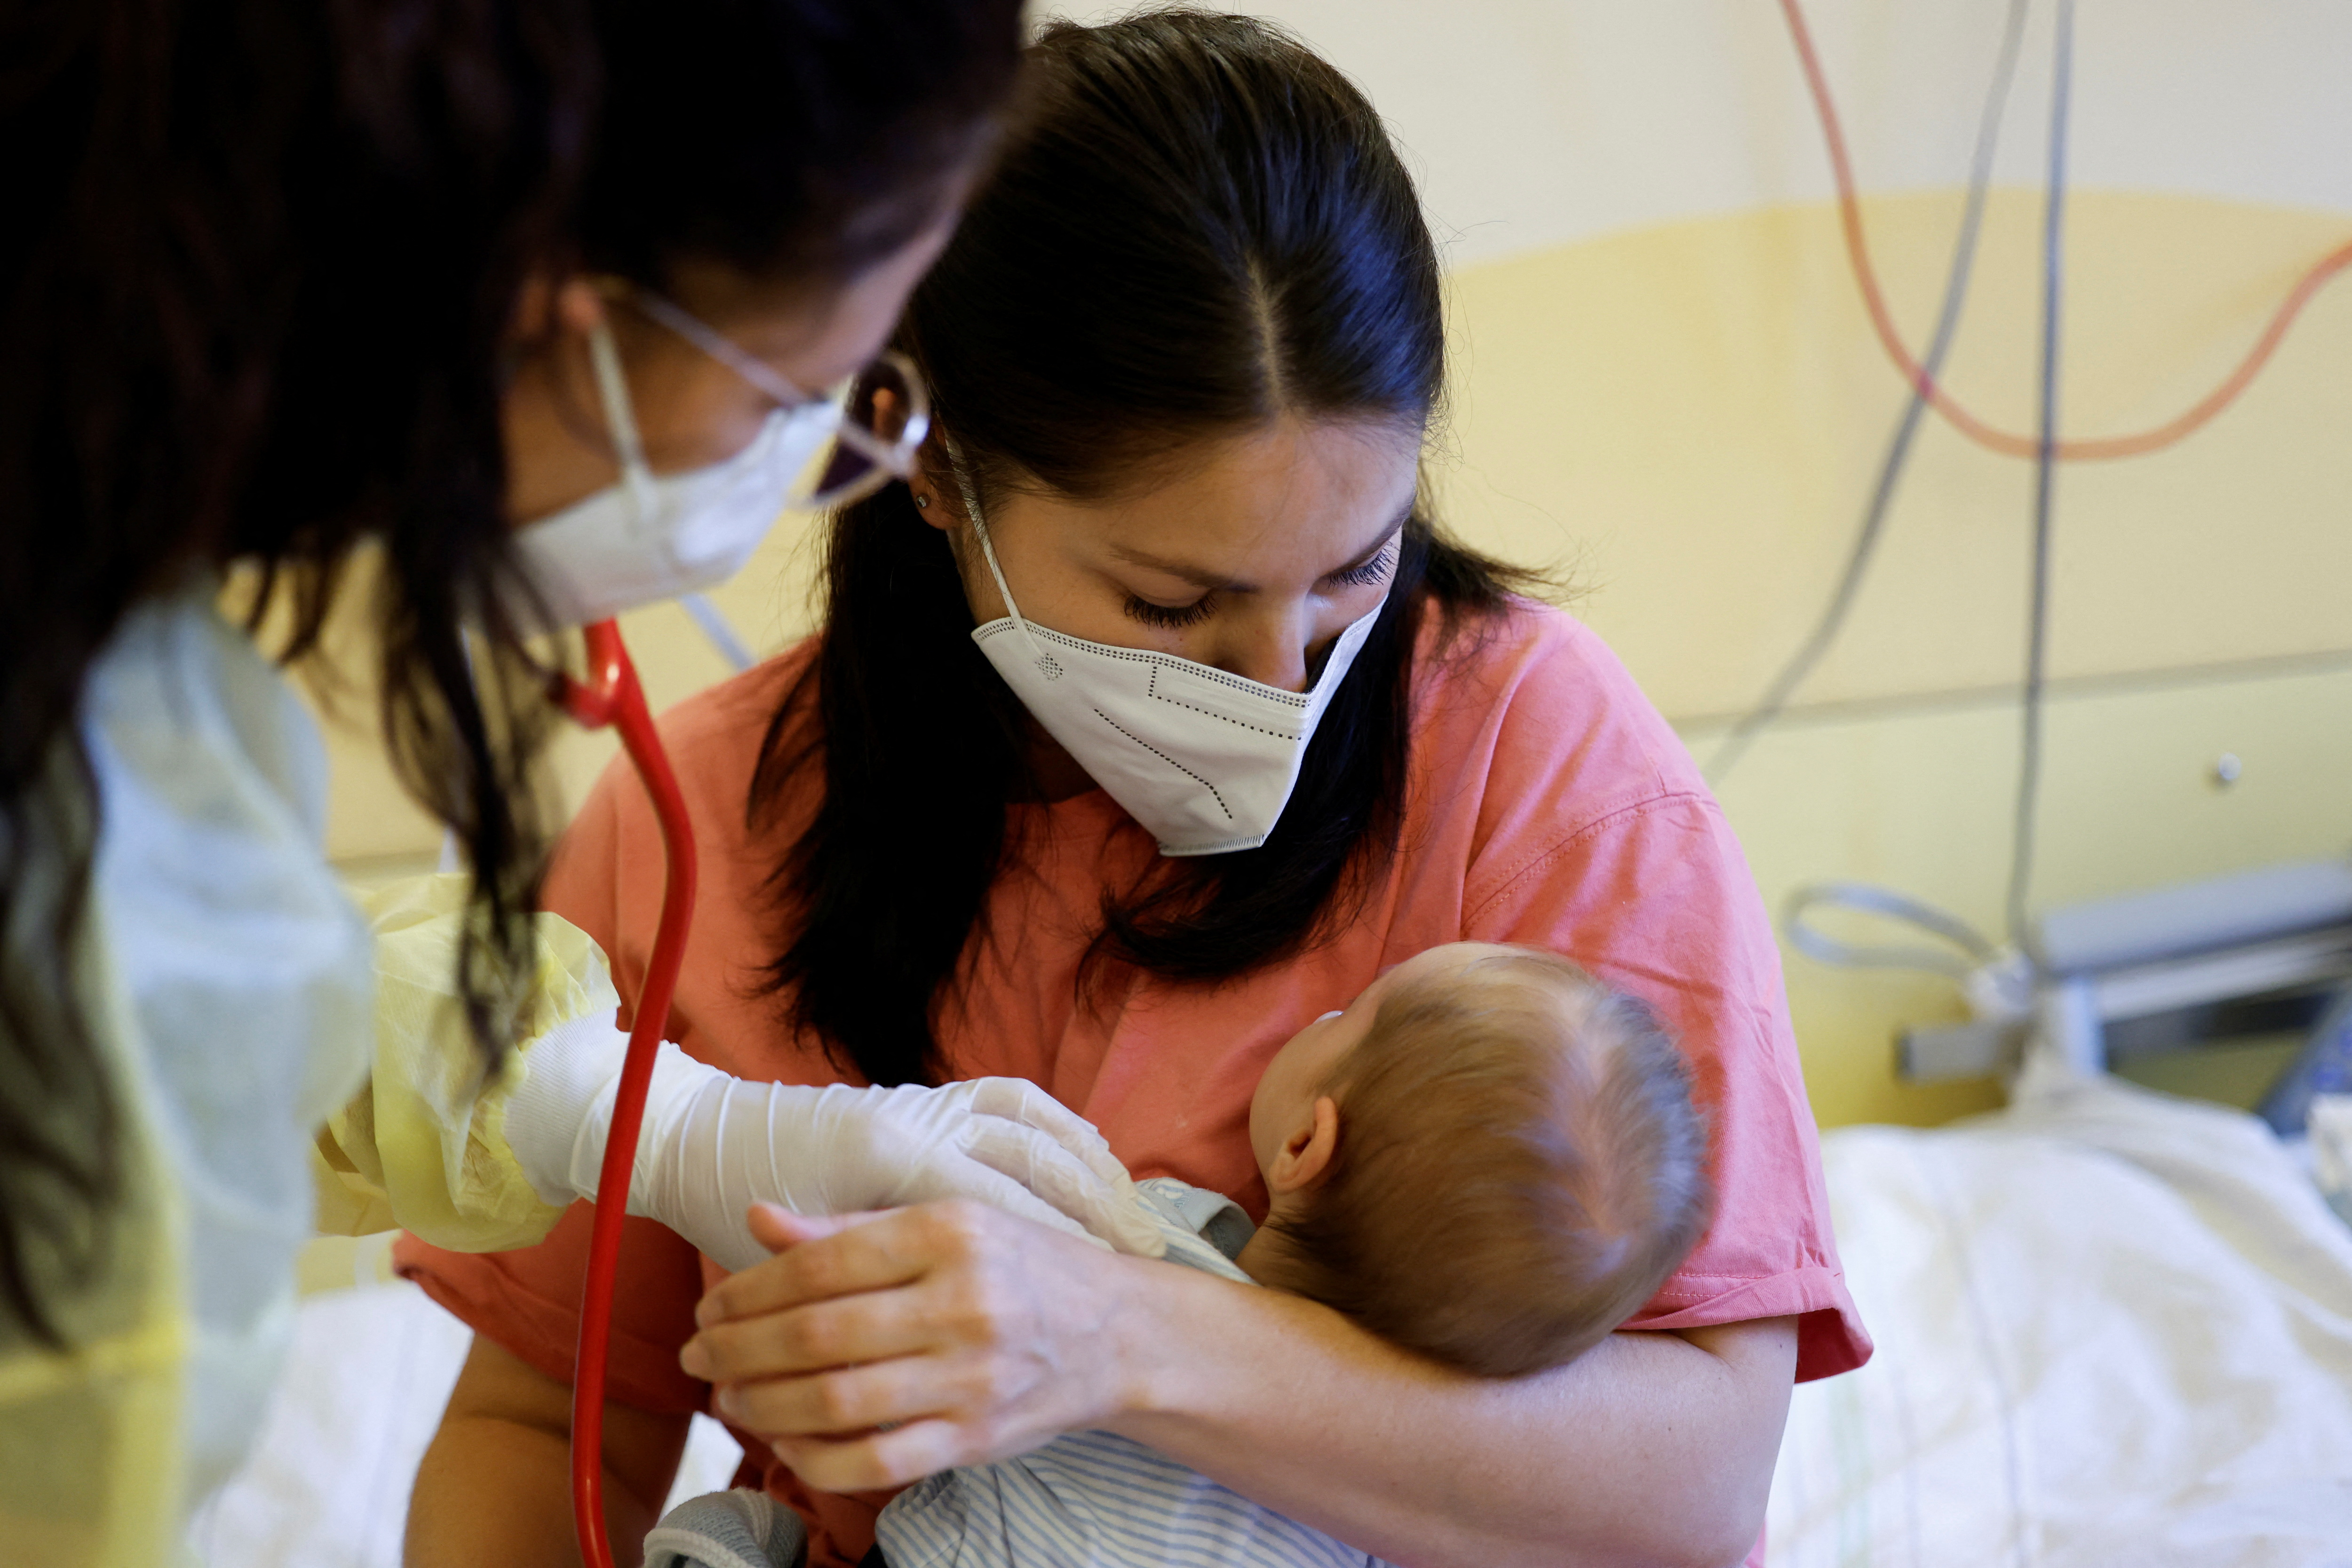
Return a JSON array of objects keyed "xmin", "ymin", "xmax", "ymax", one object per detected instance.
[{"xmin": 1264, "ymin": 947, "xmax": 1714, "ymax": 1377}]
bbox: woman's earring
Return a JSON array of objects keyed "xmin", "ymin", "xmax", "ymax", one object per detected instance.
[{"xmin": 915, "ymin": 494, "xmax": 932, "ymax": 510}]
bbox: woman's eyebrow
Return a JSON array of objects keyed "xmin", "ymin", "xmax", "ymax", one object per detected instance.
[
  {"xmin": 1106, "ymin": 542, "xmax": 1238, "ymax": 590},
  {"xmin": 1107, "ymin": 506, "xmax": 1410, "ymax": 593}
]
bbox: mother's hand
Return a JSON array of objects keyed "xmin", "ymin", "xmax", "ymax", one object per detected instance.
[{"xmin": 679, "ymin": 1201, "xmax": 1154, "ymax": 1492}]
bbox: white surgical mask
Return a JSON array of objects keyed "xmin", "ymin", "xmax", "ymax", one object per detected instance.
[
  {"xmin": 513, "ymin": 320, "xmax": 838, "ymax": 627},
  {"xmin": 958, "ymin": 471, "xmax": 1386, "ymax": 857}
]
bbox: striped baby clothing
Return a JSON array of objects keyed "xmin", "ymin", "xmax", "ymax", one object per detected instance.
[{"xmin": 872, "ymin": 1179, "xmax": 1392, "ymax": 1568}]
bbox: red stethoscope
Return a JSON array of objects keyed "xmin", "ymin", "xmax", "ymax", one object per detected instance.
[{"xmin": 555, "ymin": 619, "xmax": 699, "ymax": 1568}]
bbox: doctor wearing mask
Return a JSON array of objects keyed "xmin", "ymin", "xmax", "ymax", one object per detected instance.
[{"xmin": 0, "ymin": 4, "xmax": 1148, "ymax": 1565}]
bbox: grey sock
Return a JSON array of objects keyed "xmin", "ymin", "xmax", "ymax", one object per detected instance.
[{"xmin": 643, "ymin": 1489, "xmax": 808, "ymax": 1568}]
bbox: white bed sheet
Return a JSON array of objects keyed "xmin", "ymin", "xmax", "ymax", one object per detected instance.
[{"xmin": 1769, "ymin": 1067, "xmax": 2352, "ymax": 1568}]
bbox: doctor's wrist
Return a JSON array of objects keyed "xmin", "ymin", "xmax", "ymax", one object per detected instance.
[{"xmin": 501, "ymin": 1011, "xmax": 634, "ymax": 1206}]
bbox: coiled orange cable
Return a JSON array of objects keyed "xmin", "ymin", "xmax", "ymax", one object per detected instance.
[{"xmin": 1780, "ymin": 0, "xmax": 2352, "ymax": 462}]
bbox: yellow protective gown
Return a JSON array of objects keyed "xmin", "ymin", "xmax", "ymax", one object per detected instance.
[{"xmin": 0, "ymin": 592, "xmax": 616, "ymax": 1567}]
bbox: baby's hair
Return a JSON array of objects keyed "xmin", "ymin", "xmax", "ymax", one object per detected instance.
[{"xmin": 1263, "ymin": 949, "xmax": 1713, "ymax": 1377}]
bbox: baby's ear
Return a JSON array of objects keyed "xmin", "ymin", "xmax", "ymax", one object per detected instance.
[{"xmin": 1267, "ymin": 1096, "xmax": 1342, "ymax": 1196}]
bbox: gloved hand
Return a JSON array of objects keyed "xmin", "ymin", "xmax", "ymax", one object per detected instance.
[{"xmin": 503, "ymin": 1017, "xmax": 1166, "ymax": 1271}]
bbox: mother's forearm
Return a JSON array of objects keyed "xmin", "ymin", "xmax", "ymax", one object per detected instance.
[{"xmin": 1106, "ymin": 1269, "xmax": 1796, "ymax": 1568}]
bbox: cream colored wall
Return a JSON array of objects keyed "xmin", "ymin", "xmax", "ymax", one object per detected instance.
[{"xmin": 314, "ymin": 4, "xmax": 2352, "ymax": 1130}]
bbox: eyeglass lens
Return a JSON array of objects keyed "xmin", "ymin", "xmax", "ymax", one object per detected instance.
[{"xmin": 806, "ymin": 356, "xmax": 922, "ymax": 505}]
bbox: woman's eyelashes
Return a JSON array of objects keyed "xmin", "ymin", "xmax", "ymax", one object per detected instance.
[
  {"xmin": 1122, "ymin": 543, "xmax": 1398, "ymax": 628},
  {"xmin": 1328, "ymin": 540, "xmax": 1398, "ymax": 589},
  {"xmin": 1116, "ymin": 542, "xmax": 1399, "ymax": 631},
  {"xmin": 1123, "ymin": 593, "xmax": 1216, "ymax": 629}
]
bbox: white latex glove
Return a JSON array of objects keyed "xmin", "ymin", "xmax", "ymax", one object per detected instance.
[{"xmin": 504, "ymin": 1018, "xmax": 1166, "ymax": 1272}]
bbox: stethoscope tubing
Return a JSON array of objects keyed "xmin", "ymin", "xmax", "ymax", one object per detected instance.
[{"xmin": 558, "ymin": 620, "xmax": 702, "ymax": 1568}]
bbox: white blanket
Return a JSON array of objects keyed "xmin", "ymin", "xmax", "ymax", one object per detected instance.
[{"xmin": 1769, "ymin": 1069, "xmax": 2352, "ymax": 1568}]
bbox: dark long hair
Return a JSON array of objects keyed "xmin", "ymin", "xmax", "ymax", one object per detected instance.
[
  {"xmin": 756, "ymin": 13, "xmax": 1529, "ymax": 1090},
  {"xmin": 0, "ymin": 0, "xmax": 1021, "ymax": 1347}
]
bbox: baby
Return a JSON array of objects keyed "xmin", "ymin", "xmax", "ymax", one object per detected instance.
[
  {"xmin": 650, "ymin": 942, "xmax": 1715, "ymax": 1568},
  {"xmin": 1228, "ymin": 940, "xmax": 1716, "ymax": 1379}
]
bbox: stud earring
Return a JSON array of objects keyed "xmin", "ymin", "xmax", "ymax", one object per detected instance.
[{"xmin": 915, "ymin": 494, "xmax": 931, "ymax": 509}]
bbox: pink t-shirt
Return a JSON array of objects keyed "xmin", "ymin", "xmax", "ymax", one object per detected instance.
[{"xmin": 399, "ymin": 600, "xmax": 1867, "ymax": 1567}]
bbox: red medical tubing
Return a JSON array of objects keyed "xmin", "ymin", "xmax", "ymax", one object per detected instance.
[
  {"xmin": 1780, "ymin": 0, "xmax": 2352, "ymax": 462},
  {"xmin": 556, "ymin": 620, "xmax": 700, "ymax": 1568}
]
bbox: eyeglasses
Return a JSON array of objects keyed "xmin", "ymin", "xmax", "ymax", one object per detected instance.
[{"xmin": 624, "ymin": 287, "xmax": 931, "ymax": 509}]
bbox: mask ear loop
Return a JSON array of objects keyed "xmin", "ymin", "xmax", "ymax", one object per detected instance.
[
  {"xmin": 585, "ymin": 321, "xmax": 661, "ymax": 528},
  {"xmin": 942, "ymin": 433, "xmax": 1062, "ymax": 680}
]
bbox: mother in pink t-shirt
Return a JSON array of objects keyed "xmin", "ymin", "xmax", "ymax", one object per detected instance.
[{"xmin": 403, "ymin": 15, "xmax": 1868, "ymax": 1568}]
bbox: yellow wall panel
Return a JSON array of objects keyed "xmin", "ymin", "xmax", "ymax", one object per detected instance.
[{"xmin": 1442, "ymin": 191, "xmax": 2352, "ymax": 717}]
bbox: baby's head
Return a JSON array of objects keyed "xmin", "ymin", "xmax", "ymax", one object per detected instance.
[{"xmin": 1241, "ymin": 943, "xmax": 1713, "ymax": 1378}]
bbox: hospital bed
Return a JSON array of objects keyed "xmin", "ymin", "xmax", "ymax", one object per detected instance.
[
  {"xmin": 1771, "ymin": 863, "xmax": 2352, "ymax": 1563},
  {"xmin": 1768, "ymin": 1062, "xmax": 2352, "ymax": 1566}
]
